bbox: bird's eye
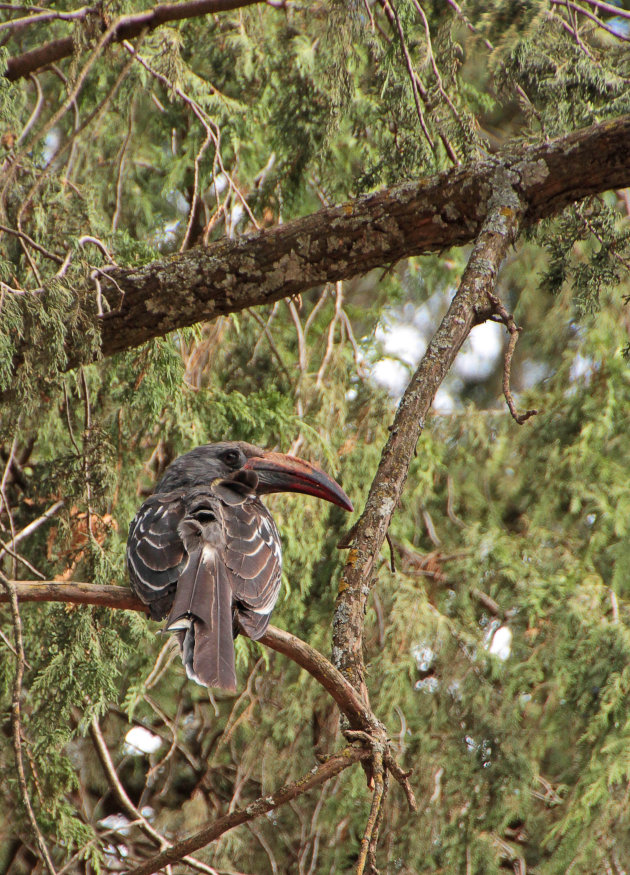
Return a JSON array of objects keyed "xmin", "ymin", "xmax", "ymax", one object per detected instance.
[{"xmin": 222, "ymin": 449, "xmax": 240, "ymax": 467}]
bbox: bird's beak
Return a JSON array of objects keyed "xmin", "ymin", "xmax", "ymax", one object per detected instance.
[{"xmin": 243, "ymin": 452, "xmax": 353, "ymax": 512}]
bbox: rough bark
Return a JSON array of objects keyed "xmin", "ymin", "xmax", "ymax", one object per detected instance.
[
  {"xmin": 3, "ymin": 0, "xmax": 265, "ymax": 81},
  {"xmin": 65, "ymin": 113, "xmax": 630, "ymax": 365},
  {"xmin": 332, "ymin": 169, "xmax": 525, "ymax": 697}
]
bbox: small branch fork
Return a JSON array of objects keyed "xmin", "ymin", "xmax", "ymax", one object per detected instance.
[
  {"xmin": 125, "ymin": 744, "xmax": 370, "ymax": 875},
  {"xmin": 487, "ymin": 292, "xmax": 539, "ymax": 425}
]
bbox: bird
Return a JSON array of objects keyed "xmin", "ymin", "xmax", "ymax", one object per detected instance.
[{"xmin": 127, "ymin": 441, "xmax": 353, "ymax": 691}]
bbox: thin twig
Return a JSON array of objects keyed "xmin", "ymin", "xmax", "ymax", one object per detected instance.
[
  {"xmin": 351, "ymin": 734, "xmax": 386, "ymax": 875},
  {"xmin": 486, "ymin": 292, "xmax": 538, "ymax": 424},
  {"xmin": 112, "ymin": 99, "xmax": 135, "ymax": 232},
  {"xmin": 180, "ymin": 125, "xmax": 213, "ymax": 251},
  {"xmin": 123, "ymin": 40, "xmax": 259, "ymax": 233},
  {"xmin": 1, "ymin": 501, "xmax": 64, "ymax": 552},
  {"xmin": 90, "ymin": 716, "xmax": 216, "ymax": 872},
  {"xmin": 248, "ymin": 308, "xmax": 293, "ymax": 382},
  {"xmin": 550, "ymin": 0, "xmax": 630, "ymax": 42},
  {"xmin": 0, "ymin": 571, "xmax": 57, "ymax": 875},
  {"xmin": 0, "ymin": 540, "xmax": 46, "ymax": 578},
  {"xmin": 125, "ymin": 745, "xmax": 370, "ymax": 875},
  {"xmin": 379, "ymin": 0, "xmax": 434, "ymax": 150},
  {"xmin": 63, "ymin": 383, "xmax": 82, "ymax": 457},
  {"xmin": 79, "ymin": 368, "xmax": 94, "ymax": 537},
  {"xmin": 367, "ymin": 769, "xmax": 389, "ymax": 873},
  {"xmin": 316, "ymin": 281, "xmax": 344, "ymax": 388},
  {"xmin": 16, "ymin": 74, "xmax": 44, "ymax": 146},
  {"xmin": 385, "ymin": 532, "xmax": 396, "ymax": 573}
]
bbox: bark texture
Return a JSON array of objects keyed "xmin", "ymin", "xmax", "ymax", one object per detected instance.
[{"xmin": 53, "ymin": 113, "xmax": 630, "ymax": 365}]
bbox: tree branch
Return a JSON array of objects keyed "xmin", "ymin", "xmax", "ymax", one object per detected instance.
[
  {"xmin": 10, "ymin": 112, "xmax": 628, "ymax": 375},
  {"xmin": 124, "ymin": 744, "xmax": 369, "ymax": 875},
  {"xmin": 89, "ymin": 715, "xmax": 218, "ymax": 873},
  {"xmin": 3, "ymin": 0, "xmax": 267, "ymax": 82},
  {"xmin": 487, "ymin": 291, "xmax": 538, "ymax": 424},
  {"xmin": 332, "ymin": 167, "xmax": 524, "ymax": 699},
  {"xmin": 0, "ymin": 581, "xmax": 376, "ymax": 733},
  {"xmin": 0, "ymin": 579, "xmax": 416, "ymax": 812}
]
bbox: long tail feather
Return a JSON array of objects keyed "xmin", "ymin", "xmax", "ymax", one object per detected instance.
[{"xmin": 166, "ymin": 547, "xmax": 236, "ymax": 691}]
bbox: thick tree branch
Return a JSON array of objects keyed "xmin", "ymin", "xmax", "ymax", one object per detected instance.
[
  {"xmin": 332, "ymin": 168, "xmax": 525, "ymax": 697},
  {"xmin": 125, "ymin": 744, "xmax": 369, "ymax": 875},
  {"xmin": 40, "ymin": 112, "xmax": 630, "ymax": 370},
  {"xmin": 3, "ymin": 0, "xmax": 266, "ymax": 82}
]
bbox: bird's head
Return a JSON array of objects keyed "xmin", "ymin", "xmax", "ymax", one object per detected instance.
[{"xmin": 157, "ymin": 441, "xmax": 353, "ymax": 512}]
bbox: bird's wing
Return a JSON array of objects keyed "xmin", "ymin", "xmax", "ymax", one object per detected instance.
[
  {"xmin": 222, "ymin": 499, "xmax": 282, "ymax": 641},
  {"xmin": 126, "ymin": 491, "xmax": 187, "ymax": 620},
  {"xmin": 127, "ymin": 472, "xmax": 281, "ymax": 689}
]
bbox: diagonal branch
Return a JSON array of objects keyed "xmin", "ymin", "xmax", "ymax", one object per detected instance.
[
  {"xmin": 0, "ymin": 581, "xmax": 375, "ymax": 733},
  {"xmin": 3, "ymin": 0, "xmax": 267, "ymax": 81},
  {"xmin": 332, "ymin": 167, "xmax": 525, "ymax": 700},
  {"xmin": 124, "ymin": 744, "xmax": 369, "ymax": 875}
]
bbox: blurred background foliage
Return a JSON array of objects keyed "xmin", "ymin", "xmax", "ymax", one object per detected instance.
[{"xmin": 1, "ymin": 0, "xmax": 629, "ymax": 872}]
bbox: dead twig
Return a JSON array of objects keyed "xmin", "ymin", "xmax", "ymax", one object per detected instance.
[
  {"xmin": 378, "ymin": 0, "xmax": 434, "ymax": 151},
  {"xmin": 486, "ymin": 292, "xmax": 538, "ymax": 425},
  {"xmin": 367, "ymin": 769, "xmax": 389, "ymax": 873},
  {"xmin": 345, "ymin": 731, "xmax": 387, "ymax": 875},
  {"xmin": 1, "ymin": 500, "xmax": 65, "ymax": 552},
  {"xmin": 385, "ymin": 532, "xmax": 396, "ymax": 573}
]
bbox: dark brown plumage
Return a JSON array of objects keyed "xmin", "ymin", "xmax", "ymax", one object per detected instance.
[{"xmin": 127, "ymin": 442, "xmax": 352, "ymax": 691}]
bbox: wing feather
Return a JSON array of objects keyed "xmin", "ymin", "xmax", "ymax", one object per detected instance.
[
  {"xmin": 127, "ymin": 492, "xmax": 187, "ymax": 619},
  {"xmin": 127, "ymin": 478, "xmax": 284, "ymax": 687},
  {"xmin": 222, "ymin": 500, "xmax": 282, "ymax": 640}
]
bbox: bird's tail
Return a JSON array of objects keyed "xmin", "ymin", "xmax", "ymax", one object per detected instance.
[{"xmin": 166, "ymin": 547, "xmax": 236, "ymax": 691}]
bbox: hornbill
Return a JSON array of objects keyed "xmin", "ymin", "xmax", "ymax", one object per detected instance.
[{"xmin": 127, "ymin": 442, "xmax": 352, "ymax": 691}]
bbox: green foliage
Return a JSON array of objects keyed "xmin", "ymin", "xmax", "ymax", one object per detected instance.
[
  {"xmin": 0, "ymin": 0, "xmax": 629, "ymax": 872},
  {"xmin": 537, "ymin": 199, "xmax": 630, "ymax": 314}
]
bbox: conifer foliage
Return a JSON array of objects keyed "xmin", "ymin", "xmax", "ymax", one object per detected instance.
[{"xmin": 1, "ymin": 1, "xmax": 630, "ymax": 873}]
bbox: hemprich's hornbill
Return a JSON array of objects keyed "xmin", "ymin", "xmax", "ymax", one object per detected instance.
[{"xmin": 127, "ymin": 442, "xmax": 353, "ymax": 691}]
